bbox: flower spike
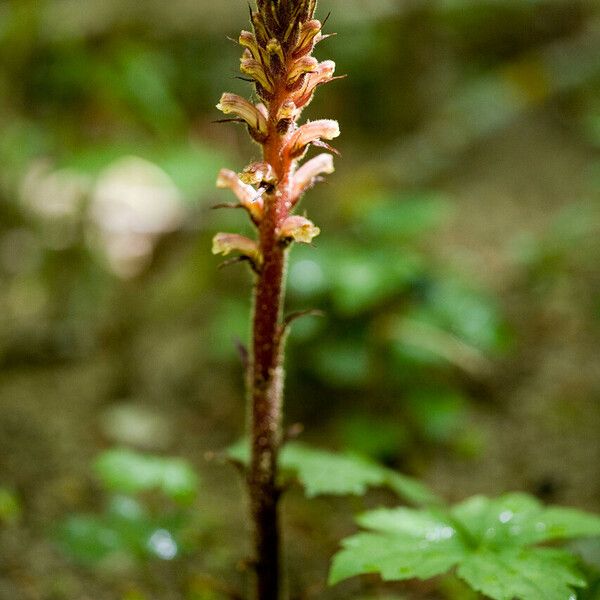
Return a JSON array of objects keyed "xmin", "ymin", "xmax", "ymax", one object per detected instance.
[{"xmin": 211, "ymin": 3, "xmax": 340, "ymax": 592}]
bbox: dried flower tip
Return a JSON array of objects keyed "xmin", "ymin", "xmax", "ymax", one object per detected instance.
[
  {"xmin": 288, "ymin": 56, "xmax": 319, "ymax": 85},
  {"xmin": 292, "ymin": 153, "xmax": 335, "ymax": 197},
  {"xmin": 288, "ymin": 119, "xmax": 340, "ymax": 156},
  {"xmin": 212, "ymin": 233, "xmax": 260, "ymax": 262},
  {"xmin": 240, "ymin": 161, "xmax": 276, "ymax": 187},
  {"xmin": 255, "ymin": 0, "xmax": 317, "ymax": 46},
  {"xmin": 217, "ymin": 93, "xmax": 268, "ymax": 135},
  {"xmin": 294, "ymin": 20, "xmax": 322, "ymax": 56},
  {"xmin": 278, "ymin": 216, "xmax": 320, "ymax": 244},
  {"xmin": 216, "ymin": 168, "xmax": 264, "ymax": 221},
  {"xmin": 240, "ymin": 54, "xmax": 273, "ymax": 93}
]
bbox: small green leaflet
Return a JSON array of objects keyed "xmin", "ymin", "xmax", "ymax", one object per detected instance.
[
  {"xmin": 330, "ymin": 492, "xmax": 600, "ymax": 600},
  {"xmin": 94, "ymin": 449, "xmax": 199, "ymax": 504},
  {"xmin": 226, "ymin": 440, "xmax": 439, "ymax": 506}
]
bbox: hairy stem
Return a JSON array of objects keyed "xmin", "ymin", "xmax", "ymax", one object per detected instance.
[
  {"xmin": 213, "ymin": 5, "xmax": 339, "ymax": 597},
  {"xmin": 248, "ymin": 100, "xmax": 293, "ymax": 600}
]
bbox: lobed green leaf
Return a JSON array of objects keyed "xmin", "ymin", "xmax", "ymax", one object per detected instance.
[{"xmin": 330, "ymin": 492, "xmax": 600, "ymax": 599}]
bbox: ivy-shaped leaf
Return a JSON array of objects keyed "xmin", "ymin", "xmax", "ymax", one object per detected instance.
[
  {"xmin": 94, "ymin": 449, "xmax": 199, "ymax": 504},
  {"xmin": 330, "ymin": 493, "xmax": 600, "ymax": 600},
  {"xmin": 226, "ymin": 440, "xmax": 439, "ymax": 506}
]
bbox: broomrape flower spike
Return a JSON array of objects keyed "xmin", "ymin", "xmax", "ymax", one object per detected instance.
[{"xmin": 211, "ymin": 1, "xmax": 340, "ymax": 598}]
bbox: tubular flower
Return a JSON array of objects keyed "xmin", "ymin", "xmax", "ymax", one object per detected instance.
[
  {"xmin": 216, "ymin": 169, "xmax": 264, "ymax": 222},
  {"xmin": 240, "ymin": 162, "xmax": 276, "ymax": 187},
  {"xmin": 288, "ymin": 119, "xmax": 340, "ymax": 157},
  {"xmin": 239, "ymin": 31, "xmax": 262, "ymax": 61},
  {"xmin": 278, "ymin": 215, "xmax": 320, "ymax": 244},
  {"xmin": 292, "ymin": 153, "xmax": 335, "ymax": 199},
  {"xmin": 288, "ymin": 56, "xmax": 319, "ymax": 86},
  {"xmin": 240, "ymin": 52, "xmax": 273, "ymax": 94},
  {"xmin": 294, "ymin": 60, "xmax": 336, "ymax": 107},
  {"xmin": 293, "ymin": 19, "xmax": 323, "ymax": 57},
  {"xmin": 217, "ymin": 93, "xmax": 268, "ymax": 137},
  {"xmin": 212, "ymin": 233, "xmax": 261, "ymax": 265}
]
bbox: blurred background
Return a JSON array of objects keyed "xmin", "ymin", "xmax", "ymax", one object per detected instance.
[{"xmin": 0, "ymin": 0, "xmax": 599, "ymax": 598}]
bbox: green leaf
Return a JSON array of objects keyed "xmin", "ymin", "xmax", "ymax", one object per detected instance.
[
  {"xmin": 385, "ymin": 472, "xmax": 440, "ymax": 507},
  {"xmin": 330, "ymin": 493, "xmax": 600, "ymax": 599},
  {"xmin": 330, "ymin": 507, "xmax": 465, "ymax": 584},
  {"xmin": 279, "ymin": 443, "xmax": 385, "ymax": 497},
  {"xmin": 226, "ymin": 441, "xmax": 439, "ymax": 505},
  {"xmin": 94, "ymin": 449, "xmax": 199, "ymax": 504},
  {"xmin": 457, "ymin": 548, "xmax": 586, "ymax": 600},
  {"xmin": 453, "ymin": 493, "xmax": 600, "ymax": 548}
]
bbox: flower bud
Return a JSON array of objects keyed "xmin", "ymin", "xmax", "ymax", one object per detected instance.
[
  {"xmin": 217, "ymin": 93, "xmax": 268, "ymax": 135},
  {"xmin": 292, "ymin": 153, "xmax": 335, "ymax": 197},
  {"xmin": 278, "ymin": 216, "xmax": 320, "ymax": 244},
  {"xmin": 240, "ymin": 52, "xmax": 273, "ymax": 93},
  {"xmin": 294, "ymin": 20, "xmax": 322, "ymax": 57},
  {"xmin": 239, "ymin": 31, "xmax": 261, "ymax": 61},
  {"xmin": 266, "ymin": 38, "xmax": 285, "ymax": 66}
]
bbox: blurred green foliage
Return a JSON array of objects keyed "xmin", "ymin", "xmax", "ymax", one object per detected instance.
[{"xmin": 58, "ymin": 450, "xmax": 200, "ymax": 568}]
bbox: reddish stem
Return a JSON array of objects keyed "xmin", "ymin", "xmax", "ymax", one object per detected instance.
[{"xmin": 248, "ymin": 91, "xmax": 294, "ymax": 599}]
